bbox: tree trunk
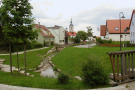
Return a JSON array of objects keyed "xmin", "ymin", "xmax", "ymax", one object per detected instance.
[
  {"xmin": 24, "ymin": 43, "xmax": 27, "ymax": 76},
  {"xmin": 9, "ymin": 43, "xmax": 12, "ymax": 75},
  {"xmin": 17, "ymin": 38, "xmax": 20, "ymax": 75}
]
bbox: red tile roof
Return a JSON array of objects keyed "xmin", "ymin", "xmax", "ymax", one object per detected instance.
[
  {"xmin": 129, "ymin": 10, "xmax": 135, "ymax": 29},
  {"xmin": 100, "ymin": 25, "xmax": 106, "ymax": 36},
  {"xmin": 35, "ymin": 24, "xmax": 54, "ymax": 37},
  {"xmin": 68, "ymin": 32, "xmax": 77, "ymax": 35},
  {"xmin": 106, "ymin": 19, "xmax": 130, "ymax": 34}
]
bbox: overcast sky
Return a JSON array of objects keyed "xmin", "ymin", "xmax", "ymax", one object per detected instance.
[{"xmin": 29, "ymin": 0, "xmax": 135, "ymax": 36}]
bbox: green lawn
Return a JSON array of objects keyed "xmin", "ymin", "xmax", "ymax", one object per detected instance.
[
  {"xmin": 52, "ymin": 45, "xmax": 135, "ymax": 77},
  {"xmin": 0, "ymin": 45, "xmax": 135, "ymax": 89},
  {"xmin": 0, "ymin": 46, "xmax": 54, "ymax": 76}
]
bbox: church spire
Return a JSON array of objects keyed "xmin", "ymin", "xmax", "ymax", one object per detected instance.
[
  {"xmin": 70, "ymin": 18, "xmax": 72, "ymax": 24},
  {"xmin": 69, "ymin": 18, "xmax": 74, "ymax": 32}
]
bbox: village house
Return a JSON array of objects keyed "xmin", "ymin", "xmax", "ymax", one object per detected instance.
[
  {"xmin": 100, "ymin": 19, "xmax": 130, "ymax": 41},
  {"xmin": 47, "ymin": 25, "xmax": 65, "ymax": 45},
  {"xmin": 129, "ymin": 10, "xmax": 135, "ymax": 44},
  {"xmin": 33, "ymin": 22, "xmax": 54, "ymax": 46}
]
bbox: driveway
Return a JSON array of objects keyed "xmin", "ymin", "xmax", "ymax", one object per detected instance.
[{"xmin": 73, "ymin": 43, "xmax": 96, "ymax": 48}]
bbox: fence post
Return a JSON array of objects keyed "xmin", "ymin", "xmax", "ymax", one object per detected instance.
[{"xmin": 121, "ymin": 54, "xmax": 125, "ymax": 81}]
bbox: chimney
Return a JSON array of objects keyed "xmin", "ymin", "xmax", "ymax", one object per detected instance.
[{"xmin": 38, "ymin": 22, "xmax": 40, "ymax": 27}]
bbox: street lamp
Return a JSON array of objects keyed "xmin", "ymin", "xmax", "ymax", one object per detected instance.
[
  {"xmin": 119, "ymin": 12, "xmax": 125, "ymax": 51},
  {"xmin": 124, "ymin": 28, "xmax": 127, "ymax": 47}
]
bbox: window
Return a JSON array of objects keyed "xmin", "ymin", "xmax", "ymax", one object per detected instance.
[
  {"xmin": 36, "ymin": 37, "xmax": 38, "ymax": 41},
  {"xmin": 115, "ymin": 27, "xmax": 119, "ymax": 30},
  {"xmin": 120, "ymin": 35, "xmax": 123, "ymax": 38},
  {"xmin": 133, "ymin": 32, "xmax": 134, "ymax": 36},
  {"xmin": 131, "ymin": 32, "xmax": 132, "ymax": 37}
]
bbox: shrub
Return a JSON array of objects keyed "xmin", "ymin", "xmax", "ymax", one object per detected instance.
[
  {"xmin": 93, "ymin": 36, "xmax": 96, "ymax": 38},
  {"xmin": 81, "ymin": 57, "xmax": 109, "ymax": 87},
  {"xmin": 43, "ymin": 40, "xmax": 49, "ymax": 46},
  {"xmin": 32, "ymin": 43, "xmax": 42, "ymax": 48},
  {"xmin": 57, "ymin": 72, "xmax": 70, "ymax": 84}
]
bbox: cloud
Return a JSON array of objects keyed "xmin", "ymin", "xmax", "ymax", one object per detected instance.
[
  {"xmin": 43, "ymin": 1, "xmax": 53, "ymax": 6},
  {"xmin": 31, "ymin": 3, "xmax": 135, "ymax": 36}
]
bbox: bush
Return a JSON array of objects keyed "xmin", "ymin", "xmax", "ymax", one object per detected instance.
[
  {"xmin": 32, "ymin": 43, "xmax": 42, "ymax": 48},
  {"xmin": 57, "ymin": 72, "xmax": 70, "ymax": 84},
  {"xmin": 96, "ymin": 38, "xmax": 112, "ymax": 44},
  {"xmin": 43, "ymin": 40, "xmax": 49, "ymax": 46},
  {"xmin": 81, "ymin": 57, "xmax": 109, "ymax": 87}
]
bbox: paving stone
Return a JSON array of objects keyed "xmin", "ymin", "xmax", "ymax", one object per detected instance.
[
  {"xmin": 0, "ymin": 62, "xmax": 3, "ymax": 64},
  {"xmin": 26, "ymin": 73, "xmax": 30, "ymax": 76},
  {"xmin": 74, "ymin": 76, "xmax": 82, "ymax": 81},
  {"xmin": 30, "ymin": 75, "xmax": 34, "ymax": 77},
  {"xmin": 57, "ymin": 69, "xmax": 61, "ymax": 72},
  {"xmin": 34, "ymin": 70, "xmax": 41, "ymax": 72},
  {"xmin": 38, "ymin": 65, "xmax": 42, "ymax": 68},
  {"xmin": 0, "ymin": 59, "xmax": 5, "ymax": 62},
  {"xmin": 20, "ymin": 71, "xmax": 25, "ymax": 74}
]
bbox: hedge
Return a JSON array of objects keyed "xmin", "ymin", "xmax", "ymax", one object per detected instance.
[{"xmin": 100, "ymin": 44, "xmax": 122, "ymax": 47}]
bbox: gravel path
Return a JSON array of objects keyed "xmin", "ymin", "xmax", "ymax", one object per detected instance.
[
  {"xmin": 73, "ymin": 43, "xmax": 96, "ymax": 48},
  {"xmin": 0, "ymin": 47, "xmax": 48, "ymax": 55},
  {"xmin": 1, "ymin": 81, "xmax": 135, "ymax": 90}
]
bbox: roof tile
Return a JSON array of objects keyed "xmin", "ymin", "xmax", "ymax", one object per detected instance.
[
  {"xmin": 106, "ymin": 19, "xmax": 130, "ymax": 34},
  {"xmin": 35, "ymin": 24, "xmax": 54, "ymax": 37}
]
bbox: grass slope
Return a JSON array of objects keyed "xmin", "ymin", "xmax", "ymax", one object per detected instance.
[
  {"xmin": 0, "ymin": 46, "xmax": 53, "ymax": 69},
  {"xmin": 52, "ymin": 45, "xmax": 135, "ymax": 77}
]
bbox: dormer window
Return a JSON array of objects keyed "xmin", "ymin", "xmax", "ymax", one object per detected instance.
[{"xmin": 115, "ymin": 27, "xmax": 119, "ymax": 30}]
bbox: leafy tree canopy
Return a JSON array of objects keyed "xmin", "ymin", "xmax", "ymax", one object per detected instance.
[
  {"xmin": 87, "ymin": 26, "xmax": 93, "ymax": 37},
  {"xmin": 0, "ymin": 0, "xmax": 38, "ymax": 43},
  {"xmin": 77, "ymin": 30, "xmax": 87, "ymax": 41}
]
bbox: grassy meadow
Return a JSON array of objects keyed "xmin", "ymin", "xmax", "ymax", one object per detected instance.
[
  {"xmin": 0, "ymin": 45, "xmax": 135, "ymax": 89},
  {"xmin": 52, "ymin": 45, "xmax": 135, "ymax": 77}
]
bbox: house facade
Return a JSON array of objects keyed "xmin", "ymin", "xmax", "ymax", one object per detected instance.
[
  {"xmin": 33, "ymin": 22, "xmax": 54, "ymax": 45},
  {"xmin": 129, "ymin": 10, "xmax": 135, "ymax": 44},
  {"xmin": 47, "ymin": 25, "xmax": 65, "ymax": 45},
  {"xmin": 100, "ymin": 19, "xmax": 130, "ymax": 41}
]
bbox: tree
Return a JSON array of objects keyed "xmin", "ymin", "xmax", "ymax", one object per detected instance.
[
  {"xmin": 77, "ymin": 30, "xmax": 87, "ymax": 41},
  {"xmin": 74, "ymin": 34, "xmax": 80, "ymax": 43},
  {"xmin": 87, "ymin": 26, "xmax": 93, "ymax": 37},
  {"xmin": 0, "ymin": 0, "xmax": 38, "ymax": 75}
]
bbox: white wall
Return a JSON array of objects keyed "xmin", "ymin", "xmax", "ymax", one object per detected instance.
[
  {"xmin": 130, "ymin": 13, "xmax": 135, "ymax": 44},
  {"xmin": 48, "ymin": 27, "xmax": 65, "ymax": 45},
  {"xmin": 108, "ymin": 34, "xmax": 130, "ymax": 41}
]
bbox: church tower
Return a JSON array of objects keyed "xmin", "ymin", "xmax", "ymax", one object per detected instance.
[{"xmin": 69, "ymin": 19, "xmax": 74, "ymax": 32}]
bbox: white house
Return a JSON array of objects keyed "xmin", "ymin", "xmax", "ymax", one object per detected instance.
[
  {"xmin": 129, "ymin": 10, "xmax": 135, "ymax": 44},
  {"xmin": 103, "ymin": 19, "xmax": 130, "ymax": 41},
  {"xmin": 47, "ymin": 25, "xmax": 65, "ymax": 45}
]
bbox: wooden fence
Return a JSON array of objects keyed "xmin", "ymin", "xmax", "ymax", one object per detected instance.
[{"xmin": 107, "ymin": 50, "xmax": 135, "ymax": 84}]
